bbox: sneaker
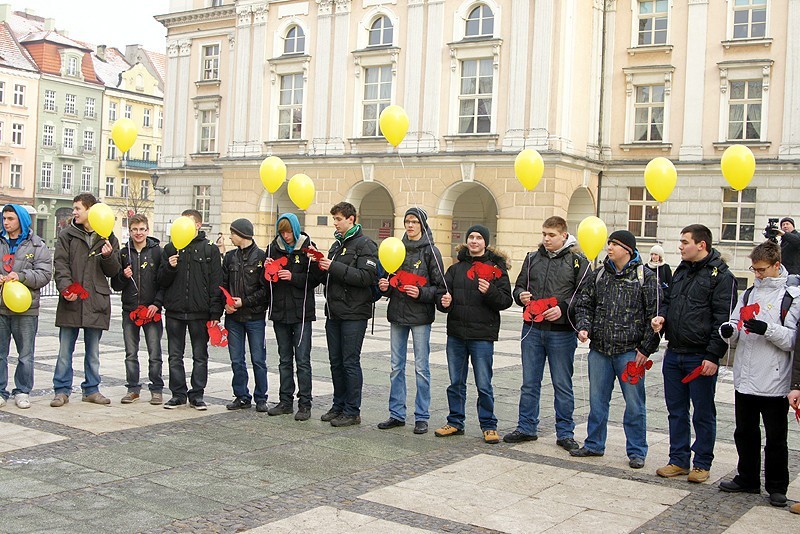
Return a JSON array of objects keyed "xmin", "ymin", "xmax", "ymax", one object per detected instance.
[
  {"xmin": 569, "ymin": 446, "xmax": 604, "ymax": 457},
  {"xmin": 556, "ymin": 437, "xmax": 580, "ymax": 451},
  {"xmin": 82, "ymin": 392, "xmax": 111, "ymax": 405},
  {"xmin": 413, "ymin": 421, "xmax": 428, "ymax": 435},
  {"xmin": 768, "ymin": 493, "xmax": 787, "ymax": 507},
  {"xmin": 719, "ymin": 480, "xmax": 759, "ymax": 493},
  {"xmin": 483, "ymin": 429, "xmax": 500, "ymax": 444},
  {"xmin": 687, "ymin": 467, "xmax": 710, "ymax": 483},
  {"xmin": 256, "ymin": 400, "xmax": 268, "ymax": 412},
  {"xmin": 434, "ymin": 424, "xmax": 464, "ymax": 437},
  {"xmin": 226, "ymin": 397, "xmax": 252, "ymax": 410},
  {"xmin": 295, "ymin": 406, "xmax": 311, "ymax": 421},
  {"xmin": 150, "ymin": 392, "xmax": 163, "ymax": 405},
  {"xmin": 190, "ymin": 399, "xmax": 208, "ymax": 411},
  {"xmin": 14, "ymin": 394, "xmax": 30, "ymax": 409},
  {"xmin": 267, "ymin": 402, "xmax": 293, "ymax": 416},
  {"xmin": 629, "ymin": 457, "xmax": 645, "ymax": 469},
  {"xmin": 330, "ymin": 414, "xmax": 361, "ymax": 427},
  {"xmin": 503, "ymin": 430, "xmax": 537, "ymax": 443},
  {"xmin": 656, "ymin": 464, "xmax": 690, "ymax": 478},
  {"xmin": 790, "ymin": 502, "xmax": 800, "ymax": 515},
  {"xmin": 163, "ymin": 397, "xmax": 187, "ymax": 409},
  {"xmin": 320, "ymin": 408, "xmax": 342, "ymax": 422},
  {"xmin": 121, "ymin": 392, "xmax": 140, "ymax": 404},
  {"xmin": 50, "ymin": 393, "xmax": 69, "ymax": 407},
  {"xmin": 377, "ymin": 418, "xmax": 405, "ymax": 430}
]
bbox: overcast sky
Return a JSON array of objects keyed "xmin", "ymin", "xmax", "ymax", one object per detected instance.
[{"xmin": 9, "ymin": 0, "xmax": 170, "ymax": 51}]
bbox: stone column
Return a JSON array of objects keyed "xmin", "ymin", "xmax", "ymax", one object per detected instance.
[
  {"xmin": 311, "ymin": 1, "xmax": 335, "ymax": 145},
  {"xmin": 163, "ymin": 39, "xmax": 180, "ymax": 164},
  {"xmin": 679, "ymin": 0, "xmax": 709, "ymax": 162},
  {"xmin": 232, "ymin": 5, "xmax": 252, "ymax": 154},
  {"xmin": 529, "ymin": 0, "xmax": 555, "ymax": 148},
  {"xmin": 502, "ymin": 0, "xmax": 532, "ymax": 150},
  {"xmin": 176, "ymin": 39, "xmax": 192, "ymax": 160},
  {"xmin": 403, "ymin": 0, "xmax": 425, "ymax": 137},
  {"xmin": 249, "ymin": 4, "xmax": 268, "ymax": 155},
  {"xmin": 780, "ymin": 0, "xmax": 800, "ymax": 159},
  {"xmin": 328, "ymin": 0, "xmax": 351, "ymax": 152},
  {"xmin": 421, "ymin": 0, "xmax": 445, "ymax": 142}
]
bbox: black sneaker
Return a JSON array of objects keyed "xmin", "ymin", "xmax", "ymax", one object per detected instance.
[
  {"xmin": 719, "ymin": 480, "xmax": 760, "ymax": 494},
  {"xmin": 377, "ymin": 418, "xmax": 405, "ymax": 429},
  {"xmin": 769, "ymin": 493, "xmax": 787, "ymax": 507},
  {"xmin": 569, "ymin": 446, "xmax": 604, "ymax": 457},
  {"xmin": 413, "ymin": 421, "xmax": 428, "ymax": 435},
  {"xmin": 226, "ymin": 397, "xmax": 252, "ymax": 410},
  {"xmin": 255, "ymin": 400, "xmax": 268, "ymax": 412},
  {"xmin": 190, "ymin": 399, "xmax": 208, "ymax": 411},
  {"xmin": 503, "ymin": 430, "xmax": 538, "ymax": 443},
  {"xmin": 295, "ymin": 406, "xmax": 311, "ymax": 421},
  {"xmin": 163, "ymin": 397, "xmax": 186, "ymax": 409},
  {"xmin": 556, "ymin": 437, "xmax": 580, "ymax": 451},
  {"xmin": 330, "ymin": 414, "xmax": 361, "ymax": 427},
  {"xmin": 629, "ymin": 457, "xmax": 645, "ymax": 469},
  {"xmin": 320, "ymin": 408, "xmax": 342, "ymax": 422},
  {"xmin": 267, "ymin": 402, "xmax": 293, "ymax": 416}
]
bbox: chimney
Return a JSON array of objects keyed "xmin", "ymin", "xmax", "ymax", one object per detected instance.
[
  {"xmin": 44, "ymin": 17, "xmax": 55, "ymax": 30},
  {"xmin": 96, "ymin": 45, "xmax": 106, "ymax": 61},
  {"xmin": 125, "ymin": 44, "xmax": 143, "ymax": 64},
  {"xmin": 0, "ymin": 4, "xmax": 10, "ymax": 23}
]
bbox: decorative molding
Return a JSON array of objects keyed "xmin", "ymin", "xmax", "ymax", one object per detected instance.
[
  {"xmin": 622, "ymin": 65, "xmax": 674, "ymax": 96},
  {"xmin": 335, "ymin": 0, "xmax": 352, "ymax": 14},
  {"xmin": 155, "ymin": 5, "xmax": 237, "ymax": 28},
  {"xmin": 167, "ymin": 41, "xmax": 180, "ymax": 58},
  {"xmin": 316, "ymin": 0, "xmax": 334, "ymax": 16},
  {"xmin": 460, "ymin": 162, "xmax": 474, "ymax": 183},
  {"xmin": 268, "ymin": 55, "xmax": 311, "ymax": 84},
  {"xmin": 237, "ymin": 5, "xmax": 253, "ymax": 27},
  {"xmin": 361, "ymin": 164, "xmax": 374, "ymax": 182},
  {"xmin": 352, "ymin": 47, "xmax": 400, "ymax": 77},
  {"xmin": 448, "ymin": 38, "xmax": 502, "ymax": 72},
  {"xmin": 228, "ymin": 32, "xmax": 236, "ymax": 50},
  {"xmin": 178, "ymin": 40, "xmax": 192, "ymax": 57},
  {"xmin": 253, "ymin": 4, "xmax": 268, "ymax": 25}
]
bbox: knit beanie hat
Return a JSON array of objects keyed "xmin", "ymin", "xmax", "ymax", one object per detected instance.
[
  {"xmin": 608, "ymin": 230, "xmax": 637, "ymax": 256},
  {"xmin": 230, "ymin": 218, "xmax": 254, "ymax": 239},
  {"xmin": 649, "ymin": 244, "xmax": 665, "ymax": 259},
  {"xmin": 404, "ymin": 207, "xmax": 429, "ymax": 230},
  {"xmin": 465, "ymin": 224, "xmax": 491, "ymax": 247},
  {"xmin": 780, "ymin": 217, "xmax": 795, "ymax": 227}
]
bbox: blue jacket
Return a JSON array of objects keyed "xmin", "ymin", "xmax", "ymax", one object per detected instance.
[{"xmin": 0, "ymin": 205, "xmax": 52, "ymax": 316}]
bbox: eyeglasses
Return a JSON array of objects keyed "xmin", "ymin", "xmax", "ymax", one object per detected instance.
[
  {"xmin": 2, "ymin": 253, "xmax": 12, "ymax": 273},
  {"xmin": 748, "ymin": 266, "xmax": 771, "ymax": 274},
  {"xmin": 130, "ymin": 228, "xmax": 148, "ymax": 234}
]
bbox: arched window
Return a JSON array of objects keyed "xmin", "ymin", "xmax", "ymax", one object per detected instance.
[
  {"xmin": 465, "ymin": 4, "xmax": 494, "ymax": 37},
  {"xmin": 368, "ymin": 16, "xmax": 393, "ymax": 47},
  {"xmin": 284, "ymin": 25, "xmax": 305, "ymax": 55}
]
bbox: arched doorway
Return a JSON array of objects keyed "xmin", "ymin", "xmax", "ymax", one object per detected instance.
[
  {"xmin": 566, "ymin": 187, "xmax": 595, "ymax": 237},
  {"xmin": 345, "ymin": 182, "xmax": 395, "ymax": 244},
  {"xmin": 438, "ymin": 182, "xmax": 498, "ymax": 260}
]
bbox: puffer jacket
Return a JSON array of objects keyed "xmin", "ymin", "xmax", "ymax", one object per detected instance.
[
  {"xmin": 0, "ymin": 210, "xmax": 52, "ymax": 316},
  {"xmin": 663, "ymin": 249, "xmax": 737, "ymax": 362},
  {"xmin": 323, "ymin": 226, "xmax": 378, "ymax": 321},
  {"xmin": 781, "ymin": 230, "xmax": 800, "ymax": 275},
  {"xmin": 384, "ymin": 233, "xmax": 445, "ymax": 326},
  {"xmin": 159, "ymin": 231, "xmax": 223, "ymax": 321},
  {"xmin": 111, "ymin": 236, "xmax": 164, "ymax": 312},
  {"xmin": 720, "ymin": 267, "xmax": 800, "ymax": 397},
  {"xmin": 267, "ymin": 232, "xmax": 320, "ymax": 324},
  {"xmin": 222, "ymin": 241, "xmax": 268, "ymax": 322},
  {"xmin": 436, "ymin": 247, "xmax": 513, "ymax": 341},
  {"xmin": 575, "ymin": 253, "xmax": 661, "ymax": 356},
  {"xmin": 54, "ymin": 220, "xmax": 121, "ymax": 330}
]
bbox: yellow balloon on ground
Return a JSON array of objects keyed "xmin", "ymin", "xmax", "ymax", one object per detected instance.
[
  {"xmin": 721, "ymin": 144, "xmax": 756, "ymax": 191},
  {"xmin": 379, "ymin": 237, "xmax": 406, "ymax": 274},
  {"xmin": 287, "ymin": 174, "xmax": 315, "ymax": 211},
  {"xmin": 111, "ymin": 118, "xmax": 138, "ymax": 153},
  {"xmin": 644, "ymin": 157, "xmax": 677, "ymax": 202},
  {"xmin": 514, "ymin": 149, "xmax": 544, "ymax": 191},
  {"xmin": 379, "ymin": 105, "xmax": 410, "ymax": 147},
  {"xmin": 87, "ymin": 203, "xmax": 115, "ymax": 239},
  {"xmin": 260, "ymin": 156, "xmax": 287, "ymax": 194},
  {"xmin": 2, "ymin": 280, "xmax": 32, "ymax": 313},
  {"xmin": 577, "ymin": 216, "xmax": 608, "ymax": 262},
  {"xmin": 170, "ymin": 216, "xmax": 196, "ymax": 251}
]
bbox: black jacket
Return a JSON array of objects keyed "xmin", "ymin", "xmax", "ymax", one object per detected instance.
[
  {"xmin": 436, "ymin": 247, "xmax": 513, "ymax": 341},
  {"xmin": 266, "ymin": 233, "xmax": 320, "ymax": 324},
  {"xmin": 781, "ymin": 230, "xmax": 800, "ymax": 275},
  {"xmin": 384, "ymin": 234, "xmax": 445, "ymax": 326},
  {"xmin": 662, "ymin": 249, "xmax": 737, "ymax": 362},
  {"xmin": 111, "ymin": 237, "xmax": 164, "ymax": 312},
  {"xmin": 222, "ymin": 241, "xmax": 268, "ymax": 322},
  {"xmin": 323, "ymin": 226, "xmax": 378, "ymax": 320},
  {"xmin": 159, "ymin": 231, "xmax": 223, "ymax": 321}
]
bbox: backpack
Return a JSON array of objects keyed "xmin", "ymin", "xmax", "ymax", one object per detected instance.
[
  {"xmin": 372, "ymin": 262, "xmax": 387, "ymax": 302},
  {"xmin": 595, "ymin": 263, "xmax": 645, "ymax": 288},
  {"xmin": 741, "ymin": 274, "xmax": 800, "ymax": 325}
]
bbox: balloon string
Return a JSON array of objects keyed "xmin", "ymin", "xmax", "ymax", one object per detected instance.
[
  {"xmin": 267, "ymin": 194, "xmax": 275, "ymax": 321},
  {"xmin": 122, "ymin": 149, "xmax": 137, "ymax": 294}
]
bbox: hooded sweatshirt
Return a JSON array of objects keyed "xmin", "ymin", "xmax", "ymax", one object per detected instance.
[
  {"xmin": 0, "ymin": 205, "xmax": 53, "ymax": 316},
  {"xmin": 267, "ymin": 213, "xmax": 320, "ymax": 323}
]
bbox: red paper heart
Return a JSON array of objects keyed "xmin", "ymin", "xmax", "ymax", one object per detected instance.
[
  {"xmin": 389, "ymin": 270, "xmax": 428, "ymax": 293},
  {"xmin": 264, "ymin": 256, "xmax": 288, "ymax": 282},
  {"xmin": 466, "ymin": 261, "xmax": 502, "ymax": 282}
]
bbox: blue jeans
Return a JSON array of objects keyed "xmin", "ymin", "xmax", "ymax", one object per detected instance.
[
  {"xmin": 274, "ymin": 321, "xmax": 313, "ymax": 408},
  {"xmin": 389, "ymin": 323, "xmax": 432, "ymax": 422},
  {"xmin": 326, "ymin": 319, "xmax": 367, "ymax": 416},
  {"xmin": 53, "ymin": 327, "xmax": 103, "ymax": 396},
  {"xmin": 122, "ymin": 315, "xmax": 164, "ymax": 393},
  {"xmin": 0, "ymin": 314, "xmax": 38, "ymax": 399},
  {"xmin": 165, "ymin": 317, "xmax": 209, "ymax": 402},
  {"xmin": 445, "ymin": 337, "xmax": 497, "ymax": 431},
  {"xmin": 584, "ymin": 349, "xmax": 648, "ymax": 459},
  {"xmin": 662, "ymin": 349, "xmax": 717, "ymax": 470},
  {"xmin": 517, "ymin": 326, "xmax": 577, "ymax": 438},
  {"xmin": 225, "ymin": 317, "xmax": 268, "ymax": 402}
]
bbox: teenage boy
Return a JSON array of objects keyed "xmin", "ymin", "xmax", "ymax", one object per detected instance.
[
  {"xmin": 790, "ymin": 337, "xmax": 800, "ymax": 515},
  {"xmin": 52, "ymin": 193, "xmax": 121, "ymax": 407}
]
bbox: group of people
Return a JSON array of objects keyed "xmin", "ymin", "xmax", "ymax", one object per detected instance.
[{"xmin": 1, "ymin": 195, "xmax": 799, "ymax": 513}]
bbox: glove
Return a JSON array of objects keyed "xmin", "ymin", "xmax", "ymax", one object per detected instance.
[
  {"xmin": 743, "ymin": 318, "xmax": 768, "ymax": 335},
  {"xmin": 720, "ymin": 324, "xmax": 735, "ymax": 339}
]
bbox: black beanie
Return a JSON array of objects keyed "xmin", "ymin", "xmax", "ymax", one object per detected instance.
[
  {"xmin": 780, "ymin": 217, "xmax": 795, "ymax": 227},
  {"xmin": 608, "ymin": 230, "xmax": 637, "ymax": 255},
  {"xmin": 404, "ymin": 207, "xmax": 429, "ymax": 230},
  {"xmin": 465, "ymin": 224, "xmax": 491, "ymax": 246},
  {"xmin": 230, "ymin": 218, "xmax": 254, "ymax": 239}
]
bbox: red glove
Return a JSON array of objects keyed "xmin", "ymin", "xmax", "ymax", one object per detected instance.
[
  {"xmin": 219, "ymin": 286, "xmax": 236, "ymax": 308},
  {"xmin": 207, "ymin": 321, "xmax": 228, "ymax": 347},
  {"xmin": 466, "ymin": 261, "xmax": 503, "ymax": 282},
  {"xmin": 264, "ymin": 256, "xmax": 288, "ymax": 282},
  {"xmin": 523, "ymin": 297, "xmax": 558, "ymax": 323},
  {"xmin": 63, "ymin": 282, "xmax": 89, "ymax": 300},
  {"xmin": 681, "ymin": 364, "xmax": 704, "ymax": 384},
  {"xmin": 389, "ymin": 270, "xmax": 428, "ymax": 293}
]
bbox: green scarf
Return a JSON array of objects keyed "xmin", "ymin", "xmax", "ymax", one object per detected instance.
[{"xmin": 335, "ymin": 224, "xmax": 361, "ymax": 243}]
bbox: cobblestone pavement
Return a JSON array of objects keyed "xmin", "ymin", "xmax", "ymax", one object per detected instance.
[{"xmin": 0, "ymin": 295, "xmax": 799, "ymax": 533}]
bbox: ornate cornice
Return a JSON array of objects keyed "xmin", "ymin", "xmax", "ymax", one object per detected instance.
[{"xmin": 155, "ymin": 6, "xmax": 237, "ymax": 29}]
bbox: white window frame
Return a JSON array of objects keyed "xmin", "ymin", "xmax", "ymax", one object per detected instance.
[
  {"xmin": 283, "ymin": 25, "xmax": 306, "ymax": 55},
  {"xmin": 633, "ymin": 85, "xmax": 666, "ymax": 142},
  {"xmin": 201, "ymin": 43, "xmax": 221, "ymax": 81},
  {"xmin": 10, "ymin": 164, "xmax": 22, "ymax": 189},
  {"xmin": 456, "ymin": 57, "xmax": 494, "ymax": 135},
  {"xmin": 622, "ymin": 66, "xmax": 673, "ymax": 145},
  {"xmin": 83, "ymin": 130, "xmax": 94, "ymax": 152},
  {"xmin": 367, "ymin": 15, "xmax": 394, "ymax": 47},
  {"xmin": 121, "ymin": 176, "xmax": 129, "ymax": 198},
  {"xmin": 464, "ymin": 3, "xmax": 495, "ymax": 38},
  {"xmin": 141, "ymin": 180, "xmax": 150, "ymax": 200},
  {"xmin": 105, "ymin": 176, "xmax": 115, "ymax": 198},
  {"xmin": 67, "ymin": 57, "xmax": 79, "ymax": 77},
  {"xmin": 198, "ymin": 109, "xmax": 218, "ymax": 153},
  {"xmin": 143, "ymin": 143, "xmax": 151, "ymax": 160},
  {"xmin": 143, "ymin": 108, "xmax": 151, "ymax": 127},
  {"xmin": 0, "ymin": 81, "xmax": 4, "ymax": 103},
  {"xmin": 40, "ymin": 162, "xmax": 53, "ymax": 189},
  {"xmin": 64, "ymin": 94, "xmax": 76, "ymax": 115},
  {"xmin": 13, "ymin": 84, "xmax": 25, "ymax": 106},
  {"xmin": 107, "ymin": 138, "xmax": 117, "ymax": 160},
  {"xmin": 85, "ymin": 97, "xmax": 95, "ymax": 118},
  {"xmin": 721, "ymin": 187, "xmax": 757, "ymax": 243},
  {"xmin": 276, "ymin": 73, "xmax": 304, "ymax": 140},
  {"xmin": 124, "ymin": 104, "xmax": 132, "ymax": 119},
  {"xmin": 42, "ymin": 124, "xmax": 55, "ymax": 147},
  {"xmin": 360, "ymin": 66, "xmax": 392, "ymax": 138},
  {"xmin": 109, "ymin": 102, "xmax": 117, "ymax": 121},
  {"xmin": 62, "ymin": 164, "xmax": 73, "ymax": 194},
  {"xmin": 717, "ymin": 60, "xmax": 772, "ymax": 144},
  {"xmin": 44, "ymin": 89, "xmax": 56, "ymax": 112},
  {"xmin": 63, "ymin": 128, "xmax": 75, "ymax": 150},
  {"xmin": 156, "ymin": 145, "xmax": 162, "ymax": 162},
  {"xmin": 726, "ymin": 0, "xmax": 769, "ymax": 41},
  {"xmin": 630, "ymin": 0, "xmax": 672, "ymax": 48},
  {"xmin": 628, "ymin": 186, "xmax": 659, "ymax": 238},
  {"xmin": 157, "ymin": 110, "xmax": 163, "ymax": 129},
  {"xmin": 194, "ymin": 185, "xmax": 211, "ymax": 222},
  {"xmin": 452, "ymin": 0, "xmax": 502, "ymax": 42},
  {"xmin": 447, "ymin": 39, "xmax": 500, "ymax": 136},
  {"xmin": 11, "ymin": 123, "xmax": 23, "ymax": 146},
  {"xmin": 81, "ymin": 166, "xmax": 92, "ymax": 192}
]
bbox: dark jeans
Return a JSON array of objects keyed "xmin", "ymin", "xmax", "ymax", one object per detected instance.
[
  {"xmin": 732, "ymin": 391, "xmax": 789, "ymax": 494},
  {"xmin": 445, "ymin": 336, "xmax": 497, "ymax": 431},
  {"xmin": 274, "ymin": 321, "xmax": 312, "ymax": 408},
  {"xmin": 122, "ymin": 315, "xmax": 164, "ymax": 393},
  {"xmin": 662, "ymin": 349, "xmax": 717, "ymax": 470},
  {"xmin": 325, "ymin": 319, "xmax": 367, "ymax": 417},
  {"xmin": 165, "ymin": 317, "xmax": 209, "ymax": 402},
  {"xmin": 0, "ymin": 314, "xmax": 37, "ymax": 399},
  {"xmin": 225, "ymin": 316, "xmax": 267, "ymax": 402}
]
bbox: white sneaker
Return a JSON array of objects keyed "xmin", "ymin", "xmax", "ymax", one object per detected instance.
[
  {"xmin": 0, "ymin": 397, "xmax": 6, "ymax": 408},
  {"xmin": 15, "ymin": 393, "xmax": 30, "ymax": 409}
]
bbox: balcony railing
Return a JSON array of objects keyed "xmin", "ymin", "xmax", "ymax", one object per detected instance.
[
  {"xmin": 36, "ymin": 183, "xmax": 99, "ymax": 197},
  {"xmin": 56, "ymin": 143, "xmax": 85, "ymax": 159},
  {"xmin": 120, "ymin": 158, "xmax": 158, "ymax": 170}
]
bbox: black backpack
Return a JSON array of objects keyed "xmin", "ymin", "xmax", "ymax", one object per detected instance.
[{"xmin": 741, "ymin": 275, "xmax": 800, "ymax": 326}]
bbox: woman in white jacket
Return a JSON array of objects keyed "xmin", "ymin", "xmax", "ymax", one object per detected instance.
[{"xmin": 717, "ymin": 240, "xmax": 800, "ymax": 508}]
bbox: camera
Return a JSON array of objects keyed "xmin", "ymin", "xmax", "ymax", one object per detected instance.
[{"xmin": 763, "ymin": 217, "xmax": 780, "ymax": 241}]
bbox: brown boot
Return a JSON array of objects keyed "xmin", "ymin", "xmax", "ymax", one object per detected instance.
[
  {"xmin": 50, "ymin": 393, "xmax": 69, "ymax": 407},
  {"xmin": 82, "ymin": 392, "xmax": 111, "ymax": 405}
]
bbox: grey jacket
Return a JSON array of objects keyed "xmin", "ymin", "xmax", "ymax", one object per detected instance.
[{"xmin": 0, "ymin": 233, "xmax": 52, "ymax": 316}]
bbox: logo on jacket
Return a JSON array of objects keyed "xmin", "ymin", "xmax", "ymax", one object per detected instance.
[{"xmin": 366, "ymin": 259, "xmax": 377, "ymax": 268}]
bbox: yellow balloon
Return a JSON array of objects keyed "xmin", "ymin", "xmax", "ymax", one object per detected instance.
[
  {"xmin": 111, "ymin": 118, "xmax": 138, "ymax": 153},
  {"xmin": 87, "ymin": 203, "xmax": 115, "ymax": 239},
  {"xmin": 379, "ymin": 105, "xmax": 410, "ymax": 147},
  {"xmin": 721, "ymin": 144, "xmax": 755, "ymax": 191},
  {"xmin": 514, "ymin": 149, "xmax": 544, "ymax": 191},
  {"xmin": 287, "ymin": 174, "xmax": 315, "ymax": 211},
  {"xmin": 259, "ymin": 156, "xmax": 287, "ymax": 194},
  {"xmin": 644, "ymin": 157, "xmax": 677, "ymax": 202},
  {"xmin": 379, "ymin": 237, "xmax": 406, "ymax": 274},
  {"xmin": 170, "ymin": 216, "xmax": 197, "ymax": 251},
  {"xmin": 577, "ymin": 216, "xmax": 608, "ymax": 262},
  {"xmin": 2, "ymin": 280, "xmax": 32, "ymax": 313}
]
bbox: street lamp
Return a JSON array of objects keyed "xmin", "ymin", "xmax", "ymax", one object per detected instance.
[{"xmin": 150, "ymin": 172, "xmax": 169, "ymax": 194}]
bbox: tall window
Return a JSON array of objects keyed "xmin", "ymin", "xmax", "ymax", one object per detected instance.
[
  {"xmin": 634, "ymin": 85, "xmax": 665, "ymax": 142},
  {"xmin": 107, "ymin": 138, "xmax": 117, "ymax": 160},
  {"xmin": 121, "ymin": 177, "xmax": 129, "ymax": 198},
  {"xmin": 362, "ymin": 66, "xmax": 391, "ymax": 137},
  {"xmin": 368, "ymin": 16, "xmax": 393, "ymax": 47},
  {"xmin": 202, "ymin": 44, "xmax": 220, "ymax": 80},
  {"xmin": 0, "ymin": 81, "xmax": 4, "ymax": 103},
  {"xmin": 109, "ymin": 102, "xmax": 117, "ymax": 121},
  {"xmin": 44, "ymin": 90, "xmax": 56, "ymax": 111},
  {"xmin": 284, "ymin": 26, "xmax": 305, "ymax": 54},
  {"xmin": 143, "ymin": 108, "xmax": 151, "ymax": 127},
  {"xmin": 83, "ymin": 131, "xmax": 94, "ymax": 151},
  {"xmin": 143, "ymin": 143, "xmax": 151, "ymax": 160},
  {"xmin": 156, "ymin": 145, "xmax": 162, "ymax": 162},
  {"xmin": 62, "ymin": 164, "xmax": 73, "ymax": 193},
  {"xmin": 278, "ymin": 74, "xmax": 304, "ymax": 140},
  {"xmin": 628, "ymin": 187, "xmax": 659, "ymax": 238},
  {"xmin": 63, "ymin": 128, "xmax": 74, "ymax": 149},
  {"xmin": 85, "ymin": 97, "xmax": 95, "ymax": 118},
  {"xmin": 11, "ymin": 123, "xmax": 23, "ymax": 145},
  {"xmin": 458, "ymin": 58, "xmax": 493, "ymax": 134},
  {"xmin": 728, "ymin": 80, "xmax": 762, "ymax": 141},
  {"xmin": 67, "ymin": 57, "xmax": 79, "ymax": 76},
  {"xmin": 638, "ymin": 0, "xmax": 668, "ymax": 45},
  {"xmin": 194, "ymin": 185, "xmax": 211, "ymax": 222},
  {"xmin": 733, "ymin": 0, "xmax": 767, "ymax": 39},
  {"xmin": 64, "ymin": 94, "xmax": 76, "ymax": 115},
  {"xmin": 42, "ymin": 125, "xmax": 54, "ymax": 147},
  {"xmin": 124, "ymin": 105, "xmax": 132, "ymax": 119},
  {"xmin": 105, "ymin": 177, "xmax": 115, "ymax": 197},
  {"xmin": 141, "ymin": 180, "xmax": 150, "ymax": 200},
  {"xmin": 40, "ymin": 162, "xmax": 53, "ymax": 189},
  {"xmin": 10, "ymin": 164, "xmax": 21, "ymax": 189},
  {"xmin": 158, "ymin": 110, "xmax": 163, "ymax": 129},
  {"xmin": 13, "ymin": 84, "xmax": 25, "ymax": 106},
  {"xmin": 0, "ymin": 121, "xmax": 3, "ymax": 142},
  {"xmin": 722, "ymin": 188, "xmax": 756, "ymax": 242},
  {"xmin": 199, "ymin": 110, "xmax": 216, "ymax": 152},
  {"xmin": 465, "ymin": 4, "xmax": 494, "ymax": 37},
  {"xmin": 81, "ymin": 166, "xmax": 92, "ymax": 191}
]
